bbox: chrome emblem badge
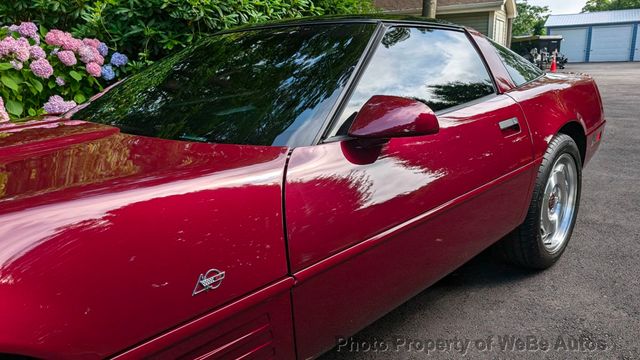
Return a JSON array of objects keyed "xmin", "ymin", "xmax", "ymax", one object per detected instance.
[{"xmin": 192, "ymin": 268, "xmax": 225, "ymax": 296}]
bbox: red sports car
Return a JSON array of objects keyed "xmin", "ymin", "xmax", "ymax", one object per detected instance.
[{"xmin": 0, "ymin": 16, "xmax": 605, "ymax": 359}]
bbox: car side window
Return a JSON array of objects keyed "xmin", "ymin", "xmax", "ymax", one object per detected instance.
[
  {"xmin": 489, "ymin": 40, "xmax": 543, "ymax": 86},
  {"xmin": 330, "ymin": 26, "xmax": 496, "ymax": 137}
]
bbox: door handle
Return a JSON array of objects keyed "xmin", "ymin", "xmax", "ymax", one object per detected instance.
[{"xmin": 498, "ymin": 117, "xmax": 520, "ymax": 131}]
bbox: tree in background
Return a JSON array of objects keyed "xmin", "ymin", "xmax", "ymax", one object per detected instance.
[
  {"xmin": 513, "ymin": 0, "xmax": 550, "ymax": 36},
  {"xmin": 0, "ymin": 0, "xmax": 376, "ymax": 70},
  {"xmin": 583, "ymin": 0, "xmax": 640, "ymax": 12}
]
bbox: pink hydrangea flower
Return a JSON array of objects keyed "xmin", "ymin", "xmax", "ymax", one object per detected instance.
[
  {"xmin": 55, "ymin": 77, "xmax": 65, "ymax": 86},
  {"xmin": 18, "ymin": 22, "xmax": 38, "ymax": 38},
  {"xmin": 0, "ymin": 96, "xmax": 9, "ymax": 122},
  {"xmin": 86, "ymin": 62, "xmax": 102, "ymax": 77},
  {"xmin": 82, "ymin": 38, "xmax": 101, "ymax": 48},
  {"xmin": 0, "ymin": 36, "xmax": 14, "ymax": 57},
  {"xmin": 62, "ymin": 37, "xmax": 83, "ymax": 52},
  {"xmin": 57, "ymin": 50, "xmax": 77, "ymax": 66},
  {"xmin": 29, "ymin": 45, "xmax": 46, "ymax": 59},
  {"xmin": 78, "ymin": 45, "xmax": 103, "ymax": 64},
  {"xmin": 0, "ymin": 37, "xmax": 29, "ymax": 61},
  {"xmin": 43, "ymin": 95, "xmax": 77, "ymax": 114},
  {"xmin": 45, "ymin": 29, "xmax": 67, "ymax": 47},
  {"xmin": 45, "ymin": 30, "xmax": 82, "ymax": 51},
  {"xmin": 12, "ymin": 38, "xmax": 30, "ymax": 62},
  {"xmin": 30, "ymin": 58, "xmax": 54, "ymax": 78}
]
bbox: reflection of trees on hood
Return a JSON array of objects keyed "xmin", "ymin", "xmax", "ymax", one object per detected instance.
[{"xmin": 73, "ymin": 24, "xmax": 375, "ymax": 146}]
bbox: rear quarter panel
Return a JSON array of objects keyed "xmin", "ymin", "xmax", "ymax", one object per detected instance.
[
  {"xmin": 506, "ymin": 73, "xmax": 605, "ymax": 165},
  {"xmin": 470, "ymin": 29, "xmax": 605, "ymax": 166}
]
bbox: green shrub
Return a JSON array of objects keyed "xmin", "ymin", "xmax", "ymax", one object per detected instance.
[
  {"xmin": 0, "ymin": 0, "xmax": 375, "ymax": 121},
  {"xmin": 1, "ymin": 0, "xmax": 376, "ymax": 67},
  {"xmin": 315, "ymin": 0, "xmax": 377, "ymax": 14}
]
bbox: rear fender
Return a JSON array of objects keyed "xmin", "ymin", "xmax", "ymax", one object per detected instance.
[{"xmin": 506, "ymin": 72, "xmax": 604, "ymax": 165}]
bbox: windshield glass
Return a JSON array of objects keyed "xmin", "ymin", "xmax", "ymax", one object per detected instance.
[{"xmin": 68, "ymin": 24, "xmax": 376, "ymax": 146}]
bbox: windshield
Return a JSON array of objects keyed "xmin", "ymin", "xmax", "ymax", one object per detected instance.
[{"xmin": 68, "ymin": 24, "xmax": 376, "ymax": 146}]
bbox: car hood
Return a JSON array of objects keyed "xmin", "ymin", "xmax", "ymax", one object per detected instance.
[
  {"xmin": 0, "ymin": 118, "xmax": 290, "ymax": 358},
  {"xmin": 0, "ymin": 118, "xmax": 286, "ymax": 207}
]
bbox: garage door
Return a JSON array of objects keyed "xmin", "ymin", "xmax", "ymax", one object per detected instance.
[
  {"xmin": 635, "ymin": 28, "xmax": 640, "ymax": 61},
  {"xmin": 554, "ymin": 28, "xmax": 588, "ymax": 62},
  {"xmin": 590, "ymin": 25, "xmax": 633, "ymax": 62}
]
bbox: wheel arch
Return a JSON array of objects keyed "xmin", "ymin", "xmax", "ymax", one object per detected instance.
[{"xmin": 557, "ymin": 121, "xmax": 587, "ymax": 165}]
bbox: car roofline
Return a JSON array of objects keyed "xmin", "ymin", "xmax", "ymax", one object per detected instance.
[{"xmin": 210, "ymin": 14, "xmax": 464, "ymax": 36}]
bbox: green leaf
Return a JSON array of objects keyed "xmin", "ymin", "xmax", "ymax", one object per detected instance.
[
  {"xmin": 39, "ymin": 25, "xmax": 48, "ymax": 38},
  {"xmin": 5, "ymin": 100, "xmax": 23, "ymax": 117},
  {"xmin": 28, "ymin": 108, "xmax": 37, "ymax": 116},
  {"xmin": 30, "ymin": 79, "xmax": 43, "ymax": 93},
  {"xmin": 25, "ymin": 83, "xmax": 38, "ymax": 95},
  {"xmin": 74, "ymin": 93, "xmax": 86, "ymax": 104},
  {"xmin": 1, "ymin": 75, "xmax": 19, "ymax": 91},
  {"xmin": 69, "ymin": 71, "xmax": 82, "ymax": 81},
  {"xmin": 0, "ymin": 63, "xmax": 12, "ymax": 71}
]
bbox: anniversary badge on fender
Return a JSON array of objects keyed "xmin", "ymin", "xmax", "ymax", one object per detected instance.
[{"xmin": 192, "ymin": 268, "xmax": 225, "ymax": 296}]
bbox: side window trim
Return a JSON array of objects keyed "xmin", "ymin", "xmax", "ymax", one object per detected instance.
[
  {"xmin": 489, "ymin": 39, "xmax": 545, "ymax": 88},
  {"xmin": 322, "ymin": 25, "xmax": 497, "ymax": 142},
  {"xmin": 463, "ymin": 29, "xmax": 501, "ymax": 96},
  {"xmin": 313, "ymin": 21, "xmax": 387, "ymax": 145}
]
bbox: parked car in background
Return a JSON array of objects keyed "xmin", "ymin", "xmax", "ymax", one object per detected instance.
[{"xmin": 0, "ymin": 16, "xmax": 605, "ymax": 359}]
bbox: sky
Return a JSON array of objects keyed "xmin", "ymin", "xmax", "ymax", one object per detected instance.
[{"xmin": 527, "ymin": 0, "xmax": 586, "ymax": 15}]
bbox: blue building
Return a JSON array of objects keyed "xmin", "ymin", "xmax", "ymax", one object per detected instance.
[{"xmin": 546, "ymin": 9, "xmax": 640, "ymax": 63}]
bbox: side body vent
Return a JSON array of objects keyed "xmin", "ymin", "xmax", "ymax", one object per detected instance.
[
  {"xmin": 115, "ymin": 285, "xmax": 295, "ymax": 360},
  {"xmin": 151, "ymin": 315, "xmax": 275, "ymax": 360}
]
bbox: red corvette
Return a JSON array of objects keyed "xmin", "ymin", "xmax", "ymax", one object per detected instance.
[{"xmin": 0, "ymin": 16, "xmax": 605, "ymax": 359}]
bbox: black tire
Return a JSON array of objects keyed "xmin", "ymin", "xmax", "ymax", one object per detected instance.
[{"xmin": 496, "ymin": 133, "xmax": 582, "ymax": 269}]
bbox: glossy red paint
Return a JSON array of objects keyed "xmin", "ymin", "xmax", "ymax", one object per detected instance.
[
  {"xmin": 0, "ymin": 17, "xmax": 606, "ymax": 360},
  {"xmin": 285, "ymin": 94, "xmax": 536, "ymax": 357},
  {"xmin": 505, "ymin": 72, "xmax": 605, "ymax": 164},
  {"xmin": 469, "ymin": 30, "xmax": 605, "ymax": 165},
  {"xmin": 292, "ymin": 162, "xmax": 533, "ymax": 358},
  {"xmin": 286, "ymin": 94, "xmax": 534, "ymax": 273},
  {"xmin": 348, "ymin": 95, "xmax": 439, "ymax": 138},
  {"xmin": 114, "ymin": 278, "xmax": 296, "ymax": 360},
  {"xmin": 0, "ymin": 121, "xmax": 291, "ymax": 358}
]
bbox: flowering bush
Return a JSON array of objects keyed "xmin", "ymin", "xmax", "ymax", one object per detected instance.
[
  {"xmin": 0, "ymin": 22, "xmax": 129, "ymax": 122},
  {"xmin": 2, "ymin": 0, "xmax": 375, "ymax": 70}
]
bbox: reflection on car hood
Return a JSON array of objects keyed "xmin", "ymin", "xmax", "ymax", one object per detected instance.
[{"xmin": 0, "ymin": 118, "xmax": 287, "ymax": 212}]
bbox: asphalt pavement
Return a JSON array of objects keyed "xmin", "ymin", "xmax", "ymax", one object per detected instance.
[{"xmin": 320, "ymin": 62, "xmax": 640, "ymax": 359}]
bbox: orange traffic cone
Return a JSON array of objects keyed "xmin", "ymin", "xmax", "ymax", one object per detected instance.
[{"xmin": 550, "ymin": 55, "xmax": 557, "ymax": 73}]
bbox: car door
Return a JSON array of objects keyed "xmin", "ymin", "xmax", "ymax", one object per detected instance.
[{"xmin": 285, "ymin": 26, "xmax": 537, "ymax": 358}]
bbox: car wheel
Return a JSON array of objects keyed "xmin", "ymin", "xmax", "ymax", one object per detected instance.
[{"xmin": 497, "ymin": 133, "xmax": 582, "ymax": 269}]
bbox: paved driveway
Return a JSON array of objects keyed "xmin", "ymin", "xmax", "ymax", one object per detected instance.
[{"xmin": 320, "ymin": 63, "xmax": 640, "ymax": 359}]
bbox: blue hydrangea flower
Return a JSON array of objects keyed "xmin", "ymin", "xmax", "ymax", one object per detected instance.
[
  {"xmin": 110, "ymin": 52, "xmax": 128, "ymax": 67},
  {"xmin": 97, "ymin": 42, "xmax": 108, "ymax": 57},
  {"xmin": 101, "ymin": 64, "xmax": 115, "ymax": 81}
]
